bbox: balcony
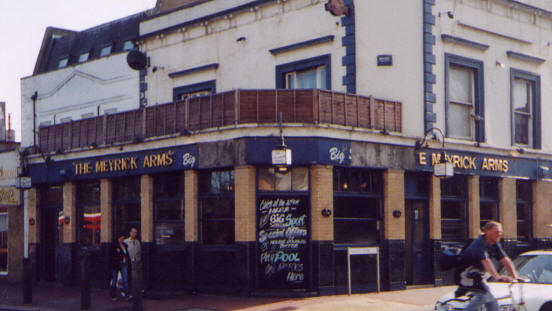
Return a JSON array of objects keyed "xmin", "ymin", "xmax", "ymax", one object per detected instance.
[{"xmin": 38, "ymin": 89, "xmax": 402, "ymax": 153}]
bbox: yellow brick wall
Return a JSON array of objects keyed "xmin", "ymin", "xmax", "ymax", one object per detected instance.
[
  {"xmin": 235, "ymin": 166, "xmax": 256, "ymax": 242},
  {"xmin": 185, "ymin": 170, "xmax": 198, "ymax": 242},
  {"xmin": 468, "ymin": 175, "xmax": 481, "ymax": 239},
  {"xmin": 533, "ymin": 180, "xmax": 552, "ymax": 239},
  {"xmin": 429, "ymin": 176, "xmax": 441, "ymax": 240},
  {"xmin": 310, "ymin": 165, "xmax": 333, "ymax": 241},
  {"xmin": 499, "ymin": 178, "xmax": 516, "ymax": 240},
  {"xmin": 141, "ymin": 174, "xmax": 154, "ymax": 243},
  {"xmin": 100, "ymin": 179, "xmax": 112, "ymax": 243},
  {"xmin": 384, "ymin": 169, "xmax": 405, "ymax": 240},
  {"xmin": 62, "ymin": 182, "xmax": 76, "ymax": 243},
  {"xmin": 28, "ymin": 187, "xmax": 39, "ymax": 244}
]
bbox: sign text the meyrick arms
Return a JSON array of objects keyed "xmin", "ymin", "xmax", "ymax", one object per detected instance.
[{"xmin": 418, "ymin": 151, "xmax": 509, "ymax": 173}]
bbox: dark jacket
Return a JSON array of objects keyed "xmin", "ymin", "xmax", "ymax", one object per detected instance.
[{"xmin": 109, "ymin": 242, "xmax": 130, "ymax": 271}]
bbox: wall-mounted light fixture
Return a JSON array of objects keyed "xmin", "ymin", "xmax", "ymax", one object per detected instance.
[
  {"xmin": 29, "ymin": 218, "xmax": 35, "ymax": 226},
  {"xmin": 236, "ymin": 36, "xmax": 246, "ymax": 42},
  {"xmin": 392, "ymin": 210, "xmax": 402, "ymax": 218},
  {"xmin": 496, "ymin": 61, "xmax": 506, "ymax": 68},
  {"xmin": 415, "ymin": 127, "xmax": 453, "ymax": 178},
  {"xmin": 438, "ymin": 11, "xmax": 454, "ymax": 19},
  {"xmin": 64, "ymin": 216, "xmax": 70, "ymax": 225},
  {"xmin": 321, "ymin": 208, "xmax": 332, "ymax": 217},
  {"xmin": 538, "ymin": 165, "xmax": 549, "ymax": 179}
]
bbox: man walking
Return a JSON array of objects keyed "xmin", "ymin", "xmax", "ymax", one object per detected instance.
[{"xmin": 124, "ymin": 228, "xmax": 141, "ymax": 301}]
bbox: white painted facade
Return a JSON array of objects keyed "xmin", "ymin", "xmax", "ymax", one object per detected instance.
[
  {"xmin": 433, "ymin": 0, "xmax": 552, "ymax": 153},
  {"xmin": 20, "ymin": 53, "xmax": 140, "ymax": 148},
  {"xmin": 140, "ymin": 0, "xmax": 551, "ymax": 155}
]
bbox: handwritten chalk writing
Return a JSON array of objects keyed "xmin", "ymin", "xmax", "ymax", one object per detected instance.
[{"xmin": 287, "ymin": 272, "xmax": 304, "ymax": 282}]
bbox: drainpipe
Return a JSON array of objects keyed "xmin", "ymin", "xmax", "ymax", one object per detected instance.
[{"xmin": 31, "ymin": 92, "xmax": 37, "ymax": 147}]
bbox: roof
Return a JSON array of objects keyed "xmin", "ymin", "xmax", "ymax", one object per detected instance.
[{"xmin": 32, "ymin": 12, "xmax": 147, "ymax": 75}]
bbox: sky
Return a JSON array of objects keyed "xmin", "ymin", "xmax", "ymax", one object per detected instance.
[{"xmin": 0, "ymin": 0, "xmax": 157, "ymax": 141}]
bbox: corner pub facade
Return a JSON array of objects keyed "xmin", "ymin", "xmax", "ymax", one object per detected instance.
[{"xmin": 13, "ymin": 0, "xmax": 552, "ymax": 296}]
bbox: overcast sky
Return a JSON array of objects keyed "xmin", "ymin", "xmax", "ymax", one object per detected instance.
[{"xmin": 0, "ymin": 0, "xmax": 157, "ymax": 141}]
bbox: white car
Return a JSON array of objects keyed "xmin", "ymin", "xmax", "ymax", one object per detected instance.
[{"xmin": 435, "ymin": 250, "xmax": 552, "ymax": 311}]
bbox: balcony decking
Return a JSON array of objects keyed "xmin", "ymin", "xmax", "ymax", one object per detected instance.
[{"xmin": 38, "ymin": 89, "xmax": 402, "ymax": 153}]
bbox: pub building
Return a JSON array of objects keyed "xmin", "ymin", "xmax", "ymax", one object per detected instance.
[
  {"xmin": 16, "ymin": 0, "xmax": 552, "ymax": 297},
  {"xmin": 22, "ymin": 132, "xmax": 552, "ymax": 294}
]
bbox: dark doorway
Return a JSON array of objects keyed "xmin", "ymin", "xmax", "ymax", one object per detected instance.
[
  {"xmin": 405, "ymin": 200, "xmax": 431, "ymax": 285},
  {"xmin": 39, "ymin": 207, "xmax": 61, "ymax": 281}
]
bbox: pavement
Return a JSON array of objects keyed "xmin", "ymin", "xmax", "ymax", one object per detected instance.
[{"xmin": 0, "ymin": 283, "xmax": 455, "ymax": 311}]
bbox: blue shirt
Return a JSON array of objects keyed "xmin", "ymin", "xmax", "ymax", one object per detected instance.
[{"xmin": 462, "ymin": 235, "xmax": 506, "ymax": 270}]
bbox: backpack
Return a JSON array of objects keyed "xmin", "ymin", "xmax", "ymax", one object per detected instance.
[{"xmin": 439, "ymin": 246, "xmax": 463, "ymax": 271}]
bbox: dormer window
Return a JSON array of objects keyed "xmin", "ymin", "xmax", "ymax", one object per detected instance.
[
  {"xmin": 123, "ymin": 40, "xmax": 134, "ymax": 51},
  {"xmin": 78, "ymin": 51, "xmax": 90, "ymax": 63},
  {"xmin": 100, "ymin": 45, "xmax": 112, "ymax": 57},
  {"xmin": 58, "ymin": 57, "xmax": 69, "ymax": 68}
]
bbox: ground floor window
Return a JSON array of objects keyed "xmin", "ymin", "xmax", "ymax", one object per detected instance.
[
  {"xmin": 77, "ymin": 182, "xmax": 101, "ymax": 247},
  {"xmin": 199, "ymin": 169, "xmax": 234, "ymax": 245},
  {"xmin": 154, "ymin": 172, "xmax": 185, "ymax": 245},
  {"xmin": 441, "ymin": 176, "xmax": 467, "ymax": 243},
  {"xmin": 479, "ymin": 177, "xmax": 499, "ymax": 229},
  {"xmin": 0, "ymin": 208, "xmax": 7, "ymax": 274},
  {"xmin": 516, "ymin": 180, "xmax": 533, "ymax": 241},
  {"xmin": 333, "ymin": 168, "xmax": 382, "ymax": 245},
  {"xmin": 112, "ymin": 177, "xmax": 141, "ymax": 239}
]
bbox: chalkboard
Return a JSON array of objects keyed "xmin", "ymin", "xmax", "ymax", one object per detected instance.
[{"xmin": 257, "ymin": 196, "xmax": 309, "ymax": 289}]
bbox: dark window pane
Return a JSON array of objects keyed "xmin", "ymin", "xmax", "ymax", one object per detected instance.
[
  {"xmin": 441, "ymin": 176, "xmax": 466, "ymax": 197},
  {"xmin": 40, "ymin": 185, "xmax": 63, "ymax": 206},
  {"xmin": 517, "ymin": 181, "xmax": 532, "ymax": 202},
  {"xmin": 201, "ymin": 198, "xmax": 234, "ymax": 219},
  {"xmin": 155, "ymin": 223, "xmax": 184, "ymax": 245},
  {"xmin": 202, "ymin": 220, "xmax": 234, "ymax": 244},
  {"xmin": 480, "ymin": 178, "xmax": 498, "ymax": 200},
  {"xmin": 199, "ymin": 170, "xmax": 234, "ymax": 194},
  {"xmin": 441, "ymin": 200, "xmax": 465, "ymax": 219},
  {"xmin": 333, "ymin": 167, "xmax": 382, "ymax": 193},
  {"xmin": 441, "ymin": 219, "xmax": 466, "ymax": 243},
  {"xmin": 77, "ymin": 182, "xmax": 101, "ymax": 247},
  {"xmin": 154, "ymin": 173, "xmax": 183, "ymax": 198},
  {"xmin": 515, "ymin": 114, "xmax": 529, "ymax": 145},
  {"xmin": 334, "ymin": 197, "xmax": 379, "ymax": 219},
  {"xmin": 156, "ymin": 201, "xmax": 184, "ymax": 221},
  {"xmin": 334, "ymin": 219, "xmax": 378, "ymax": 244}
]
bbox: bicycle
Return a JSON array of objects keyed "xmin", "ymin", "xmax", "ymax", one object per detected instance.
[{"xmin": 435, "ymin": 278, "xmax": 528, "ymax": 311}]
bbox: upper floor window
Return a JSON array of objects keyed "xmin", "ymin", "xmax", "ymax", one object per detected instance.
[
  {"xmin": 173, "ymin": 81, "xmax": 215, "ymax": 102},
  {"xmin": 58, "ymin": 57, "xmax": 69, "ymax": 68},
  {"xmin": 511, "ymin": 69, "xmax": 541, "ymax": 149},
  {"xmin": 276, "ymin": 54, "xmax": 331, "ymax": 90},
  {"xmin": 122, "ymin": 40, "xmax": 134, "ymax": 51},
  {"xmin": 100, "ymin": 45, "xmax": 112, "ymax": 57},
  {"xmin": 78, "ymin": 51, "xmax": 90, "ymax": 63},
  {"xmin": 445, "ymin": 54, "xmax": 484, "ymax": 142}
]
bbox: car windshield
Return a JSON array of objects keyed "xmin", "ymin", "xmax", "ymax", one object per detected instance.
[{"xmin": 501, "ymin": 255, "xmax": 552, "ymax": 284}]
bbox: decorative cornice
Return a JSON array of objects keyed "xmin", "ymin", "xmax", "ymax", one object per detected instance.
[
  {"xmin": 441, "ymin": 34, "xmax": 490, "ymax": 51},
  {"xmin": 269, "ymin": 36, "xmax": 335, "ymax": 55},
  {"xmin": 506, "ymin": 51, "xmax": 546, "ymax": 64},
  {"xmin": 168, "ymin": 63, "xmax": 219, "ymax": 78}
]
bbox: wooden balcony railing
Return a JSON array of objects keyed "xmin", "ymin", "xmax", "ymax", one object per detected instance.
[{"xmin": 38, "ymin": 89, "xmax": 402, "ymax": 153}]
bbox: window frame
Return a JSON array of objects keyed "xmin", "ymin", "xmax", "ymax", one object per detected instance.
[
  {"xmin": 510, "ymin": 68, "xmax": 541, "ymax": 149},
  {"xmin": 76, "ymin": 181, "xmax": 101, "ymax": 249},
  {"xmin": 444, "ymin": 53, "xmax": 485, "ymax": 142},
  {"xmin": 332, "ymin": 167, "xmax": 383, "ymax": 246},
  {"xmin": 479, "ymin": 177, "xmax": 499, "ymax": 229},
  {"xmin": 276, "ymin": 54, "xmax": 331, "ymax": 90},
  {"xmin": 173, "ymin": 80, "xmax": 216, "ymax": 102},
  {"xmin": 57, "ymin": 56, "xmax": 69, "ymax": 69},
  {"xmin": 153, "ymin": 172, "xmax": 185, "ymax": 246},
  {"xmin": 198, "ymin": 169, "xmax": 235, "ymax": 246},
  {"xmin": 440, "ymin": 175, "xmax": 468, "ymax": 244},
  {"xmin": 122, "ymin": 40, "xmax": 134, "ymax": 51},
  {"xmin": 99, "ymin": 44, "xmax": 113, "ymax": 57},
  {"xmin": 516, "ymin": 180, "xmax": 533, "ymax": 241}
]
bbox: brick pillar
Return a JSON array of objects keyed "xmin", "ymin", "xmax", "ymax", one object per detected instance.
[
  {"xmin": 429, "ymin": 176, "xmax": 441, "ymax": 240},
  {"xmin": 7, "ymin": 205, "xmax": 23, "ymax": 282},
  {"xmin": 234, "ymin": 166, "xmax": 256, "ymax": 294},
  {"xmin": 140, "ymin": 174, "xmax": 154, "ymax": 288},
  {"xmin": 310, "ymin": 165, "xmax": 334, "ymax": 292},
  {"xmin": 533, "ymin": 181, "xmax": 552, "ymax": 242},
  {"xmin": 62, "ymin": 182, "xmax": 76, "ymax": 285},
  {"xmin": 184, "ymin": 170, "xmax": 198, "ymax": 291},
  {"xmin": 428, "ymin": 175, "xmax": 442, "ymax": 286},
  {"xmin": 384, "ymin": 169, "xmax": 405, "ymax": 240},
  {"xmin": 499, "ymin": 178, "xmax": 516, "ymax": 240},
  {"xmin": 310, "ymin": 165, "xmax": 333, "ymax": 241},
  {"xmin": 383, "ymin": 169, "xmax": 406, "ymax": 291},
  {"xmin": 63, "ymin": 182, "xmax": 77, "ymax": 243},
  {"xmin": 185, "ymin": 170, "xmax": 198, "ymax": 242},
  {"xmin": 100, "ymin": 179, "xmax": 112, "ymax": 243},
  {"xmin": 468, "ymin": 175, "xmax": 480, "ymax": 239},
  {"xmin": 235, "ymin": 166, "xmax": 256, "ymax": 242},
  {"xmin": 140, "ymin": 174, "xmax": 153, "ymax": 243}
]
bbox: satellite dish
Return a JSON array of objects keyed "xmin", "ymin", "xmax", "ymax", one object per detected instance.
[{"xmin": 126, "ymin": 50, "xmax": 147, "ymax": 70}]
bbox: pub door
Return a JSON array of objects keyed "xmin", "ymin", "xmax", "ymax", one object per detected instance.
[
  {"xmin": 405, "ymin": 200, "xmax": 432, "ymax": 285},
  {"xmin": 39, "ymin": 207, "xmax": 61, "ymax": 281}
]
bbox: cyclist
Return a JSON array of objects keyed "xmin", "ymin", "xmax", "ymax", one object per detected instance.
[{"xmin": 456, "ymin": 221, "xmax": 519, "ymax": 311}]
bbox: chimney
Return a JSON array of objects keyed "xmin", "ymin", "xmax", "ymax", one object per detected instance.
[{"xmin": 7, "ymin": 113, "xmax": 14, "ymax": 142}]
